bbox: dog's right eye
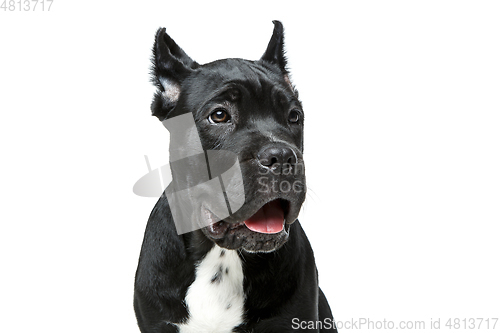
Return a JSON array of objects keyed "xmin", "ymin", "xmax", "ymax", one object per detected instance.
[
  {"xmin": 288, "ymin": 109, "xmax": 301, "ymax": 124},
  {"xmin": 208, "ymin": 109, "xmax": 231, "ymax": 123}
]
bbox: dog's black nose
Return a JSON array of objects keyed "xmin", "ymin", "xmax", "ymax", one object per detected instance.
[{"xmin": 257, "ymin": 145, "xmax": 297, "ymax": 171}]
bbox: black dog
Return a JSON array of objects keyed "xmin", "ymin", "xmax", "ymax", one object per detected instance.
[{"xmin": 134, "ymin": 21, "xmax": 337, "ymax": 333}]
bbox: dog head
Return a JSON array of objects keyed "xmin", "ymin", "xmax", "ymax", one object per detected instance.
[{"xmin": 151, "ymin": 21, "xmax": 306, "ymax": 252}]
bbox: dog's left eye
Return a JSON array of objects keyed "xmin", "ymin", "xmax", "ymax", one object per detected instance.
[
  {"xmin": 288, "ymin": 110, "xmax": 301, "ymax": 124},
  {"xmin": 209, "ymin": 109, "xmax": 231, "ymax": 123}
]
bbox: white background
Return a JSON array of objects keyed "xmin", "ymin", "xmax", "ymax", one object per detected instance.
[{"xmin": 1, "ymin": 1, "xmax": 499, "ymax": 332}]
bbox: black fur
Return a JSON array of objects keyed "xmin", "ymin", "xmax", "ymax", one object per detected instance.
[{"xmin": 134, "ymin": 21, "xmax": 337, "ymax": 332}]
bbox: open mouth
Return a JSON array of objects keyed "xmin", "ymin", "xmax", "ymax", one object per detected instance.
[
  {"xmin": 206, "ymin": 199, "xmax": 290, "ymax": 238},
  {"xmin": 244, "ymin": 199, "xmax": 286, "ymax": 234}
]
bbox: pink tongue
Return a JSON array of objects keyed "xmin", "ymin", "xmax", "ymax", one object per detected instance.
[{"xmin": 244, "ymin": 200, "xmax": 284, "ymax": 234}]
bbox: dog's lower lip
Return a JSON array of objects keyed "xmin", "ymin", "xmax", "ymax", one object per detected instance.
[{"xmin": 207, "ymin": 221, "xmax": 225, "ymax": 237}]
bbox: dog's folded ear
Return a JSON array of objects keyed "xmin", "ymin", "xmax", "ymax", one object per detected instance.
[
  {"xmin": 261, "ymin": 20, "xmax": 288, "ymax": 73},
  {"xmin": 151, "ymin": 28, "xmax": 199, "ymax": 120}
]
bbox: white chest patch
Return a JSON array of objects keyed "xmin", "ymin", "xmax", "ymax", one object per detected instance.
[{"xmin": 176, "ymin": 245, "xmax": 245, "ymax": 333}]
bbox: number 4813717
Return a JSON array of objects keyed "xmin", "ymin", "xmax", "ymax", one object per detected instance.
[{"xmin": 1, "ymin": 0, "xmax": 54, "ymax": 11}]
